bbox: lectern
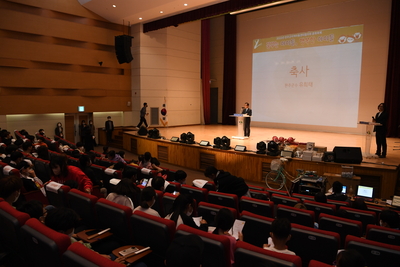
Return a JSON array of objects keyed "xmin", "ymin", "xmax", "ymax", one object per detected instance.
[
  {"xmin": 358, "ymin": 121, "xmax": 381, "ymax": 158},
  {"xmin": 230, "ymin": 114, "xmax": 250, "ymax": 140}
]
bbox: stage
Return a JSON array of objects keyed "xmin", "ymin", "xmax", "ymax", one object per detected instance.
[{"xmin": 121, "ymin": 125, "xmax": 400, "ymax": 199}]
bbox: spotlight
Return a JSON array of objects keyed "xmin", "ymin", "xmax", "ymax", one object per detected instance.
[
  {"xmin": 213, "ymin": 137, "xmax": 221, "ymax": 148},
  {"xmin": 186, "ymin": 132, "xmax": 195, "ymax": 144},
  {"xmin": 180, "ymin": 133, "xmax": 187, "ymax": 143},
  {"xmin": 170, "ymin": 136, "xmax": 179, "ymax": 142},
  {"xmin": 148, "ymin": 128, "xmax": 160, "ymax": 139},
  {"xmin": 234, "ymin": 145, "xmax": 246, "ymax": 152},
  {"xmin": 221, "ymin": 136, "xmax": 231, "ymax": 150},
  {"xmin": 256, "ymin": 141, "xmax": 267, "ymax": 154},
  {"xmin": 267, "ymin": 141, "xmax": 280, "ymax": 156}
]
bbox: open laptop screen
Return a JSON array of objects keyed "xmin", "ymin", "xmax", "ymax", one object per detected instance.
[
  {"xmin": 342, "ymin": 185, "xmax": 347, "ymax": 194},
  {"xmin": 357, "ymin": 185, "xmax": 373, "ymax": 198}
]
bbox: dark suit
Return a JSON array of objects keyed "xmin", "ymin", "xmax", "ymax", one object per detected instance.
[
  {"xmin": 105, "ymin": 119, "xmax": 114, "ymax": 143},
  {"xmin": 241, "ymin": 108, "xmax": 252, "ymax": 137},
  {"xmin": 374, "ymin": 111, "xmax": 388, "ymax": 156}
]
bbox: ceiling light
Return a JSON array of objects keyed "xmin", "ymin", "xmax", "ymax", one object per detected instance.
[
  {"xmin": 230, "ymin": 0, "xmax": 296, "ymax": 15},
  {"xmin": 160, "ymin": 11, "xmax": 163, "ymax": 13},
  {"xmin": 112, "ymin": 5, "xmax": 116, "ymax": 8},
  {"xmin": 139, "ymin": 17, "xmax": 142, "ymax": 20},
  {"xmin": 184, "ymin": 3, "xmax": 188, "ymax": 6}
]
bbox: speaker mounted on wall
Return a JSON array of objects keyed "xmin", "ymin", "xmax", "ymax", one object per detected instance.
[{"xmin": 115, "ymin": 35, "xmax": 133, "ymax": 64}]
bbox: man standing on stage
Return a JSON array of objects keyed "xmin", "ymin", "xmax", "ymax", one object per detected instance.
[
  {"xmin": 242, "ymin": 102, "xmax": 252, "ymax": 137},
  {"xmin": 373, "ymin": 103, "xmax": 388, "ymax": 158},
  {"xmin": 105, "ymin": 116, "xmax": 114, "ymax": 144},
  {"xmin": 136, "ymin": 102, "xmax": 149, "ymax": 129}
]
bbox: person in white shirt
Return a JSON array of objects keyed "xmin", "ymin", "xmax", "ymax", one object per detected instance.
[
  {"xmin": 133, "ymin": 187, "xmax": 160, "ymax": 217},
  {"xmin": 263, "ymin": 217, "xmax": 296, "ymax": 255}
]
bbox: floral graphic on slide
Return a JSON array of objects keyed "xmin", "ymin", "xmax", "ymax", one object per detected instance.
[{"xmin": 254, "ymin": 39, "xmax": 262, "ymax": 49}]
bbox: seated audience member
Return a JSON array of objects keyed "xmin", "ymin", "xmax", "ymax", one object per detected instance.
[
  {"xmin": 9, "ymin": 151, "xmax": 24, "ymax": 167},
  {"xmin": 138, "ymin": 152, "xmax": 152, "ymax": 169},
  {"xmin": 110, "ymin": 162, "xmax": 126, "ymax": 172},
  {"xmin": 75, "ymin": 142, "xmax": 85, "ymax": 154},
  {"xmin": 314, "ymin": 191, "xmax": 327, "ymax": 203},
  {"xmin": 79, "ymin": 154, "xmax": 103, "ymax": 187},
  {"xmin": 351, "ymin": 198, "xmax": 368, "ymax": 210},
  {"xmin": 380, "ymin": 209, "xmax": 400, "ymax": 229},
  {"xmin": 335, "ymin": 249, "xmax": 365, "ymax": 267},
  {"xmin": 150, "ymin": 157, "xmax": 163, "ymax": 172},
  {"xmin": 173, "ymin": 170, "xmax": 187, "ymax": 184},
  {"xmin": 117, "ymin": 150, "xmax": 125, "ymax": 159},
  {"xmin": 50, "ymin": 155, "xmax": 93, "ymax": 194},
  {"xmin": 17, "ymin": 200, "xmax": 47, "ymax": 221},
  {"xmin": 327, "ymin": 181, "xmax": 349, "ymax": 202},
  {"xmin": 212, "ymin": 208, "xmax": 243, "ymax": 265},
  {"xmin": 0, "ymin": 144, "xmax": 6, "ymax": 159},
  {"xmin": 133, "ymin": 187, "xmax": 160, "ymax": 217},
  {"xmin": 14, "ymin": 138, "xmax": 24, "ymax": 150},
  {"xmin": 107, "ymin": 150, "xmax": 126, "ymax": 163},
  {"xmin": 0, "ymin": 175, "xmax": 23, "ymax": 206},
  {"xmin": 20, "ymin": 129, "xmax": 35, "ymax": 143},
  {"xmin": 2, "ymin": 144, "xmax": 18, "ymax": 163},
  {"xmin": 148, "ymin": 176, "xmax": 168, "ymax": 192},
  {"xmin": 36, "ymin": 145, "xmax": 49, "ymax": 160},
  {"xmin": 17, "ymin": 160, "xmax": 45, "ymax": 194},
  {"xmin": 165, "ymin": 194, "xmax": 208, "ymax": 230},
  {"xmin": 204, "ymin": 166, "xmax": 250, "ymax": 198},
  {"xmin": 22, "ymin": 140, "xmax": 34, "ymax": 156},
  {"xmin": 71, "ymin": 149, "xmax": 82, "ymax": 159},
  {"xmin": 263, "ymin": 217, "xmax": 296, "ymax": 255},
  {"xmin": 106, "ymin": 178, "xmax": 139, "ymax": 210},
  {"xmin": 0, "ymin": 130, "xmax": 13, "ymax": 146},
  {"xmin": 165, "ymin": 234, "xmax": 204, "ymax": 267},
  {"xmin": 101, "ymin": 146, "xmax": 109, "ymax": 158},
  {"xmin": 37, "ymin": 129, "xmax": 46, "ymax": 137},
  {"xmin": 34, "ymin": 136, "xmax": 48, "ymax": 148}
]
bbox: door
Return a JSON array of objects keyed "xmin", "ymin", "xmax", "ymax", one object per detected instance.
[
  {"xmin": 210, "ymin": 87, "xmax": 218, "ymax": 124},
  {"xmin": 64, "ymin": 113, "xmax": 92, "ymax": 143}
]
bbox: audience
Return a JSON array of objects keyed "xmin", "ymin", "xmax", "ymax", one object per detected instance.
[
  {"xmin": 263, "ymin": 217, "xmax": 295, "ymax": 255},
  {"xmin": 172, "ymin": 170, "xmax": 187, "ymax": 184},
  {"xmin": 17, "ymin": 160, "xmax": 45, "ymax": 194},
  {"xmin": 0, "ymin": 175, "xmax": 23, "ymax": 206},
  {"xmin": 165, "ymin": 194, "xmax": 208, "ymax": 230},
  {"xmin": 133, "ymin": 187, "xmax": 160, "ymax": 217},
  {"xmin": 107, "ymin": 150, "xmax": 126, "ymax": 163},
  {"xmin": 106, "ymin": 178, "xmax": 139, "ymax": 210},
  {"xmin": 327, "ymin": 181, "xmax": 349, "ymax": 202},
  {"xmin": 380, "ymin": 209, "xmax": 400, "ymax": 229},
  {"xmin": 17, "ymin": 199, "xmax": 47, "ymax": 221},
  {"xmin": 79, "ymin": 154, "xmax": 103, "ymax": 187},
  {"xmin": 50, "ymin": 155, "xmax": 93, "ymax": 194},
  {"xmin": 212, "ymin": 208, "xmax": 243, "ymax": 265},
  {"xmin": 335, "ymin": 249, "xmax": 365, "ymax": 267},
  {"xmin": 204, "ymin": 166, "xmax": 250, "ymax": 198},
  {"xmin": 36, "ymin": 145, "xmax": 50, "ymax": 160}
]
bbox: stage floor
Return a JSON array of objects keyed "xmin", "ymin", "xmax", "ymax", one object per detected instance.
[{"xmin": 127, "ymin": 124, "xmax": 400, "ymax": 167}]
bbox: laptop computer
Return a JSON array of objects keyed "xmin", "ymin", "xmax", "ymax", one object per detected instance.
[
  {"xmin": 356, "ymin": 185, "xmax": 374, "ymax": 202},
  {"xmin": 342, "ymin": 185, "xmax": 347, "ymax": 194}
]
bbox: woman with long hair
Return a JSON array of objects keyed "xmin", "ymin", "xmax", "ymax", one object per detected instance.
[{"xmin": 133, "ymin": 187, "xmax": 160, "ymax": 217}]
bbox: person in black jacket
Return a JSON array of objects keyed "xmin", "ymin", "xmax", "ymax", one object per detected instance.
[
  {"xmin": 373, "ymin": 102, "xmax": 388, "ymax": 158},
  {"xmin": 165, "ymin": 194, "xmax": 208, "ymax": 231},
  {"xmin": 204, "ymin": 166, "xmax": 250, "ymax": 198}
]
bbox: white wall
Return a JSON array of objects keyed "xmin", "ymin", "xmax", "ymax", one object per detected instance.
[{"xmin": 6, "ymin": 113, "xmax": 64, "ymax": 138}]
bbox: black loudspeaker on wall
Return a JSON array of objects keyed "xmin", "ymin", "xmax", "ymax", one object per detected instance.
[
  {"xmin": 333, "ymin": 146, "xmax": 363, "ymax": 164},
  {"xmin": 115, "ymin": 35, "xmax": 133, "ymax": 64}
]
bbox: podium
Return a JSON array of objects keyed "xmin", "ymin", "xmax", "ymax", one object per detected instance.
[
  {"xmin": 358, "ymin": 121, "xmax": 381, "ymax": 158},
  {"xmin": 230, "ymin": 114, "xmax": 250, "ymax": 140}
]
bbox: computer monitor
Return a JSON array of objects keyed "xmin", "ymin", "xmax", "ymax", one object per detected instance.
[
  {"xmin": 356, "ymin": 185, "xmax": 373, "ymax": 198},
  {"xmin": 342, "ymin": 185, "xmax": 347, "ymax": 194}
]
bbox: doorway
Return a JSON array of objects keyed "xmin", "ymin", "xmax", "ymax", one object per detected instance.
[
  {"xmin": 64, "ymin": 113, "xmax": 92, "ymax": 143},
  {"xmin": 210, "ymin": 87, "xmax": 219, "ymax": 124}
]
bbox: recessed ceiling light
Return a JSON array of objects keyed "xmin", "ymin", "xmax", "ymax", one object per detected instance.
[
  {"xmin": 112, "ymin": 5, "xmax": 116, "ymax": 8},
  {"xmin": 139, "ymin": 17, "xmax": 142, "ymax": 20},
  {"xmin": 160, "ymin": 11, "xmax": 163, "ymax": 13},
  {"xmin": 184, "ymin": 3, "xmax": 188, "ymax": 6}
]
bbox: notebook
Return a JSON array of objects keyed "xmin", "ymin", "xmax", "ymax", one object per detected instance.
[{"xmin": 356, "ymin": 185, "xmax": 374, "ymax": 201}]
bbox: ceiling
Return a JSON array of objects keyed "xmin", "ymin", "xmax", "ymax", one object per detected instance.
[{"xmin": 78, "ymin": 0, "xmax": 229, "ymax": 25}]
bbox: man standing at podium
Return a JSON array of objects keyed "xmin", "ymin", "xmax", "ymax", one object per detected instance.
[
  {"xmin": 241, "ymin": 102, "xmax": 252, "ymax": 137},
  {"xmin": 373, "ymin": 103, "xmax": 388, "ymax": 158}
]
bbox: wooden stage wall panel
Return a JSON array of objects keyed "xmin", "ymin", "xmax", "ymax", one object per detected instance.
[{"xmin": 123, "ymin": 133, "xmax": 399, "ymax": 199}]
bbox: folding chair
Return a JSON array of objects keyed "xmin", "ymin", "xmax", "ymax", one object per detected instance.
[
  {"xmin": 240, "ymin": 210, "xmax": 274, "ymax": 247},
  {"xmin": 240, "ymin": 196, "xmax": 274, "ymax": 218}
]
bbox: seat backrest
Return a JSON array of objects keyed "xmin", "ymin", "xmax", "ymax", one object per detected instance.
[
  {"xmin": 240, "ymin": 196, "xmax": 274, "ymax": 218},
  {"xmin": 175, "ymin": 224, "xmax": 231, "ymax": 267},
  {"xmin": 131, "ymin": 210, "xmax": 175, "ymax": 260},
  {"xmin": 249, "ymin": 189, "xmax": 270, "ymax": 200},
  {"xmin": 303, "ymin": 200, "xmax": 336, "ymax": 217},
  {"xmin": 203, "ymin": 181, "xmax": 216, "ymax": 191},
  {"xmin": 63, "ymin": 241, "xmax": 125, "ymax": 267},
  {"xmin": 162, "ymin": 192, "xmax": 178, "ymax": 217},
  {"xmin": 68, "ymin": 189, "xmax": 98, "ymax": 229},
  {"xmin": 234, "ymin": 240, "xmax": 302, "ymax": 267},
  {"xmin": 247, "ymin": 185, "xmax": 264, "ymax": 191},
  {"xmin": 45, "ymin": 184, "xmax": 71, "ymax": 207},
  {"xmin": 151, "ymin": 189, "xmax": 164, "ymax": 217},
  {"xmin": 338, "ymin": 206, "xmax": 376, "ymax": 233},
  {"xmin": 180, "ymin": 184, "xmax": 208, "ymax": 204},
  {"xmin": 366, "ymin": 224, "xmax": 400, "ymax": 246},
  {"xmin": 318, "ymin": 213, "xmax": 362, "ymax": 248},
  {"xmin": 90, "ymin": 164, "xmax": 107, "ymax": 187},
  {"xmin": 287, "ymin": 223, "xmax": 340, "ymax": 266},
  {"xmin": 208, "ymin": 191, "xmax": 239, "ymax": 211},
  {"xmin": 34, "ymin": 158, "xmax": 51, "ymax": 183},
  {"xmin": 265, "ymin": 188, "xmax": 289, "ymax": 196},
  {"xmin": 0, "ymin": 201, "xmax": 30, "ymax": 254},
  {"xmin": 345, "ymin": 235, "xmax": 400, "ymax": 267},
  {"xmin": 197, "ymin": 202, "xmax": 238, "ymax": 226},
  {"xmin": 165, "ymin": 181, "xmax": 181, "ymax": 193},
  {"xmin": 240, "ymin": 211, "xmax": 274, "ymax": 247},
  {"xmin": 95, "ymin": 198, "xmax": 133, "ymax": 243},
  {"xmin": 67, "ymin": 156, "xmax": 81, "ymax": 167},
  {"xmin": 292, "ymin": 193, "xmax": 315, "ymax": 201},
  {"xmin": 326, "ymin": 199, "xmax": 350, "ymax": 209},
  {"xmin": 276, "ymin": 204, "xmax": 315, "ymax": 228},
  {"xmin": 20, "ymin": 218, "xmax": 71, "ymax": 267},
  {"xmin": 271, "ymin": 194, "xmax": 300, "ymax": 207},
  {"xmin": 308, "ymin": 260, "xmax": 332, "ymax": 267}
]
